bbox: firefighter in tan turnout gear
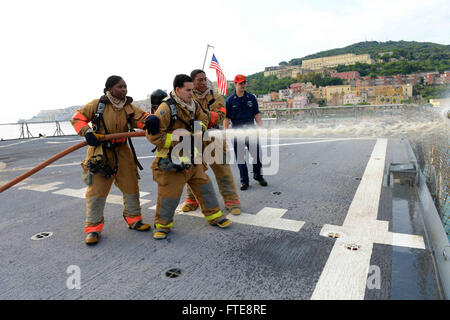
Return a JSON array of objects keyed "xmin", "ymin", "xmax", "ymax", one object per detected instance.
[
  {"xmin": 71, "ymin": 75, "xmax": 151, "ymax": 245},
  {"xmin": 145, "ymin": 74, "xmax": 232, "ymax": 240},
  {"xmin": 181, "ymin": 70, "xmax": 241, "ymax": 215}
]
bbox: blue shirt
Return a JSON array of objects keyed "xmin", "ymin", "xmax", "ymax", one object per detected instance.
[{"xmin": 225, "ymin": 91, "xmax": 260, "ymax": 128}]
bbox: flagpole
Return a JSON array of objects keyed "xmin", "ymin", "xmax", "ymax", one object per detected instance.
[{"xmin": 202, "ymin": 44, "xmax": 214, "ymax": 70}]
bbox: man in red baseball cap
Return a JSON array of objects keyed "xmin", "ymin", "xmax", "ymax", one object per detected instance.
[
  {"xmin": 234, "ymin": 74, "xmax": 247, "ymax": 84},
  {"xmin": 224, "ymin": 74, "xmax": 268, "ymax": 190}
]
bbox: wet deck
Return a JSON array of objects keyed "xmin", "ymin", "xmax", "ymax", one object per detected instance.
[{"xmin": 0, "ymin": 135, "xmax": 443, "ymax": 300}]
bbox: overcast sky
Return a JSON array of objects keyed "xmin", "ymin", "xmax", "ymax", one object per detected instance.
[{"xmin": 1, "ymin": 0, "xmax": 449, "ymax": 123}]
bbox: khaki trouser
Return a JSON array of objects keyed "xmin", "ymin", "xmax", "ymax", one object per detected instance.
[
  {"xmin": 185, "ymin": 138, "xmax": 240, "ymax": 209},
  {"xmin": 152, "ymin": 164, "xmax": 225, "ymax": 231},
  {"xmin": 184, "ymin": 162, "xmax": 240, "ymax": 210},
  {"xmin": 82, "ymin": 144, "xmax": 143, "ymax": 233}
]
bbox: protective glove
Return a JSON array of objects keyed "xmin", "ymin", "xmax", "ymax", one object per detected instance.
[
  {"xmin": 145, "ymin": 115, "xmax": 160, "ymax": 135},
  {"xmin": 85, "ymin": 131, "xmax": 101, "ymax": 146}
]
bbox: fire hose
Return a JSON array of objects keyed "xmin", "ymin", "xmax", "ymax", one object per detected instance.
[{"xmin": 0, "ymin": 131, "xmax": 146, "ymax": 193}]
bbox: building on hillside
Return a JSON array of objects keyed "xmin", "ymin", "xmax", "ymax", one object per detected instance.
[
  {"xmin": 276, "ymin": 66, "xmax": 305, "ymax": 79},
  {"xmin": 262, "ymin": 101, "xmax": 288, "ymax": 109},
  {"xmin": 302, "ymin": 82, "xmax": 315, "ymax": 92},
  {"xmin": 374, "ymin": 75, "xmax": 419, "ymax": 87},
  {"xmin": 290, "ymin": 82, "xmax": 303, "ymax": 95},
  {"xmin": 356, "ymin": 87, "xmax": 377, "ymax": 104},
  {"xmin": 443, "ymin": 71, "xmax": 450, "ymax": 84},
  {"xmin": 331, "ymin": 84, "xmax": 409, "ymax": 105},
  {"xmin": 343, "ymin": 92, "xmax": 363, "ymax": 105},
  {"xmin": 270, "ymin": 91, "xmax": 280, "ymax": 101},
  {"xmin": 357, "ymin": 76, "xmax": 374, "ymax": 87},
  {"xmin": 264, "ymin": 66, "xmax": 284, "ymax": 77},
  {"xmin": 403, "ymin": 74, "xmax": 420, "ymax": 86},
  {"xmin": 292, "ymin": 67, "xmax": 312, "ymax": 78},
  {"xmin": 374, "ymin": 85, "xmax": 408, "ymax": 104},
  {"xmin": 261, "ymin": 94, "xmax": 271, "ymax": 102},
  {"xmin": 351, "ymin": 87, "xmax": 372, "ymax": 103},
  {"xmin": 424, "ymin": 72, "xmax": 440, "ymax": 85},
  {"xmin": 294, "ymin": 82, "xmax": 316, "ymax": 97},
  {"xmin": 326, "ymin": 85, "xmax": 352, "ymax": 104},
  {"xmin": 357, "ymin": 74, "xmax": 421, "ymax": 87},
  {"xmin": 264, "ymin": 65, "xmax": 311, "ymax": 79},
  {"xmin": 375, "ymin": 76, "xmax": 392, "ymax": 86},
  {"xmin": 292, "ymin": 95, "xmax": 309, "ymax": 108},
  {"xmin": 278, "ymin": 88, "xmax": 293, "ymax": 100},
  {"xmin": 331, "ymin": 71, "xmax": 360, "ymax": 80},
  {"xmin": 329, "ymin": 92, "xmax": 342, "ymax": 105},
  {"xmin": 301, "ymin": 53, "xmax": 373, "ymax": 71},
  {"xmin": 310, "ymin": 86, "xmax": 327, "ymax": 100},
  {"xmin": 436, "ymin": 71, "xmax": 450, "ymax": 85},
  {"xmin": 351, "ymin": 85, "xmax": 411, "ymax": 105},
  {"xmin": 391, "ymin": 75, "xmax": 403, "ymax": 85},
  {"xmin": 401, "ymin": 84, "xmax": 413, "ymax": 97},
  {"xmin": 422, "ymin": 71, "xmax": 450, "ymax": 85}
]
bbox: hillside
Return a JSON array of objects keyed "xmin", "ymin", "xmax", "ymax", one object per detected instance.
[
  {"xmin": 238, "ymin": 40, "xmax": 450, "ymax": 98},
  {"xmin": 25, "ymin": 41, "xmax": 450, "ymax": 121},
  {"xmin": 282, "ymin": 40, "xmax": 450, "ymax": 66}
]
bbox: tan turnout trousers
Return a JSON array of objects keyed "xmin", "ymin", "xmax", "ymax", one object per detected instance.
[
  {"xmin": 184, "ymin": 150, "xmax": 240, "ymax": 210},
  {"xmin": 184, "ymin": 89, "xmax": 240, "ymax": 210},
  {"xmin": 71, "ymin": 96, "xmax": 149, "ymax": 234},
  {"xmin": 152, "ymin": 164, "xmax": 224, "ymax": 231},
  {"xmin": 82, "ymin": 145, "xmax": 144, "ymax": 233},
  {"xmin": 147, "ymin": 96, "xmax": 226, "ymax": 232}
]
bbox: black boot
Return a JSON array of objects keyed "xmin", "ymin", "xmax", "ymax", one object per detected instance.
[
  {"xmin": 240, "ymin": 183, "xmax": 249, "ymax": 190},
  {"xmin": 255, "ymin": 177, "xmax": 268, "ymax": 186},
  {"xmin": 85, "ymin": 232, "xmax": 100, "ymax": 245}
]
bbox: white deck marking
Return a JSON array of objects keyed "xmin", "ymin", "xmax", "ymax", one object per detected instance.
[
  {"xmin": 226, "ymin": 207, "xmax": 304, "ymax": 232},
  {"xmin": 15, "ymin": 182, "xmax": 152, "ymax": 206},
  {"xmin": 52, "ymin": 188, "xmax": 151, "ymax": 205},
  {"xmin": 148, "ymin": 205, "xmax": 305, "ymax": 232},
  {"xmin": 105, "ymin": 192, "xmax": 151, "ymax": 205},
  {"xmin": 46, "ymin": 139, "xmax": 83, "ymax": 144},
  {"xmin": 1, "ymin": 162, "xmax": 82, "ymax": 172},
  {"xmin": 0, "ymin": 139, "xmax": 40, "ymax": 149},
  {"xmin": 0, "ymin": 162, "xmax": 6, "ymax": 171},
  {"xmin": 1, "ymin": 137, "xmax": 356, "ymax": 173},
  {"xmin": 311, "ymin": 138, "xmax": 425, "ymax": 300},
  {"xmin": 1, "ymin": 155, "xmax": 155, "ymax": 173},
  {"xmin": 52, "ymin": 187, "xmax": 87, "ymax": 199},
  {"xmin": 19, "ymin": 181, "xmax": 64, "ymax": 192}
]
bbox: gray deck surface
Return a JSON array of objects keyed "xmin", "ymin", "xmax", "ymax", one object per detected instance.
[{"xmin": 0, "ymin": 135, "xmax": 442, "ymax": 300}]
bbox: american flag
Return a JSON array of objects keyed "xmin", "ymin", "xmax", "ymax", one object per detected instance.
[{"xmin": 209, "ymin": 54, "xmax": 227, "ymax": 96}]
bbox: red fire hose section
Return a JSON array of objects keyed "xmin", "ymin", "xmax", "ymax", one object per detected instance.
[{"xmin": 0, "ymin": 131, "xmax": 146, "ymax": 193}]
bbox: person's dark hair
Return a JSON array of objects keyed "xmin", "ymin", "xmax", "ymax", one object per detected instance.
[
  {"xmin": 190, "ymin": 69, "xmax": 205, "ymax": 81},
  {"xmin": 104, "ymin": 75, "xmax": 123, "ymax": 94},
  {"xmin": 173, "ymin": 74, "xmax": 192, "ymax": 89}
]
